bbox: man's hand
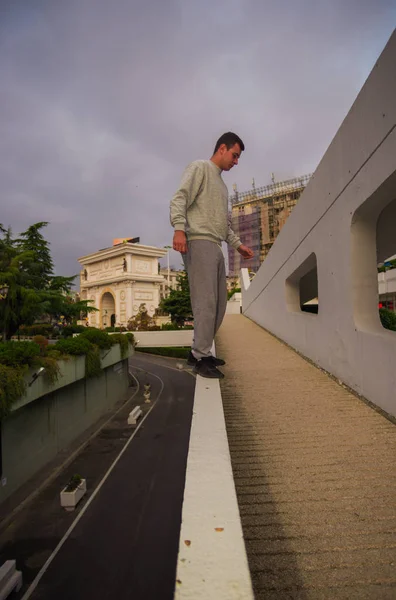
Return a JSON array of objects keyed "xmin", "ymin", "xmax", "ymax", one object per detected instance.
[
  {"xmin": 173, "ymin": 230, "xmax": 188, "ymax": 254},
  {"xmin": 237, "ymin": 244, "xmax": 254, "ymax": 260}
]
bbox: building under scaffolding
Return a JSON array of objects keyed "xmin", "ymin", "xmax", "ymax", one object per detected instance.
[{"xmin": 228, "ymin": 174, "xmax": 312, "ymax": 278}]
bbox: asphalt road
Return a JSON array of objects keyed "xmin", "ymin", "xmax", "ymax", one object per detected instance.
[{"xmin": 5, "ymin": 354, "xmax": 195, "ymax": 600}]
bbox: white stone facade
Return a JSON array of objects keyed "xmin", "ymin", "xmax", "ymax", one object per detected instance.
[{"xmin": 79, "ymin": 242, "xmax": 167, "ymax": 328}]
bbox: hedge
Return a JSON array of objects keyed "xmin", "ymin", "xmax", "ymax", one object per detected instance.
[
  {"xmin": 160, "ymin": 323, "xmax": 194, "ymax": 331},
  {"xmin": 136, "ymin": 347, "xmax": 190, "ymax": 359},
  {"xmin": 60, "ymin": 325, "xmax": 87, "ymax": 338},
  {"xmin": 0, "ymin": 341, "xmax": 40, "ymax": 367}
]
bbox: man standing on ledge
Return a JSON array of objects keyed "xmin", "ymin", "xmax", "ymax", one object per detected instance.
[{"xmin": 170, "ymin": 132, "xmax": 254, "ymax": 379}]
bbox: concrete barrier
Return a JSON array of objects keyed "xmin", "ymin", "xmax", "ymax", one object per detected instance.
[{"xmin": 242, "ymin": 31, "xmax": 396, "ymax": 417}]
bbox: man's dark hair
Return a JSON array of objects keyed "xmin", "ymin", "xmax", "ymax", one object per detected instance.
[{"xmin": 213, "ymin": 132, "xmax": 245, "ymax": 154}]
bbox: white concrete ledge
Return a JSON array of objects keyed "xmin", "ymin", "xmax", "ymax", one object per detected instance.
[
  {"xmin": 132, "ymin": 330, "xmax": 194, "ymax": 348},
  {"xmin": 174, "ymin": 375, "xmax": 253, "ymax": 599}
]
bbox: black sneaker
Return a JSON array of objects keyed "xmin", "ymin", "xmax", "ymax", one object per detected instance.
[
  {"xmin": 186, "ymin": 351, "xmax": 197, "ymax": 366},
  {"xmin": 194, "ymin": 357, "xmax": 224, "ymax": 379},
  {"xmin": 187, "ymin": 351, "xmax": 226, "ymax": 367}
]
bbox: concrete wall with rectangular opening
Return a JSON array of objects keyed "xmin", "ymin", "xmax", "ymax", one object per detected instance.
[
  {"xmin": 241, "ymin": 31, "xmax": 396, "ymax": 417},
  {"xmin": 286, "ymin": 253, "xmax": 318, "ymax": 313}
]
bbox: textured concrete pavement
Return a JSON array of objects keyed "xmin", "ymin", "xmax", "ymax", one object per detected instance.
[{"xmin": 216, "ymin": 315, "xmax": 396, "ymax": 600}]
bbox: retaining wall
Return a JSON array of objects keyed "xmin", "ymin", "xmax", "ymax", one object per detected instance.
[{"xmin": 0, "ymin": 345, "xmax": 133, "ymax": 504}]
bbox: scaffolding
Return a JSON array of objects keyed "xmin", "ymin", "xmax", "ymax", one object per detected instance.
[
  {"xmin": 228, "ymin": 173, "xmax": 312, "ymax": 277},
  {"xmin": 229, "ymin": 174, "xmax": 312, "ymax": 206}
]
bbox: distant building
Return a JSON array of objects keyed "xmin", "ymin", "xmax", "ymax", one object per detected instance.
[
  {"xmin": 378, "ymin": 255, "xmax": 396, "ymax": 312},
  {"xmin": 158, "ymin": 268, "xmax": 182, "ymax": 301},
  {"xmin": 79, "ymin": 239, "xmax": 166, "ymax": 328},
  {"xmin": 228, "ymin": 174, "xmax": 311, "ymax": 277}
]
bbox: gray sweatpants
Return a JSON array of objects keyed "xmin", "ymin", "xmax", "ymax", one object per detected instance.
[{"xmin": 183, "ymin": 240, "xmax": 227, "ymax": 359}]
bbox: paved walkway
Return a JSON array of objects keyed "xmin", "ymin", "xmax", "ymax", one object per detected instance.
[{"xmin": 216, "ymin": 315, "xmax": 396, "ymax": 600}]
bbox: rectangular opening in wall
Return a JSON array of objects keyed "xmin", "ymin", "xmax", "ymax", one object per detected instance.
[
  {"xmin": 300, "ymin": 262, "xmax": 319, "ymax": 314},
  {"xmin": 285, "ymin": 253, "xmax": 319, "ymax": 314},
  {"xmin": 377, "ymin": 197, "xmax": 396, "ymax": 332},
  {"xmin": 350, "ymin": 170, "xmax": 396, "ymax": 333}
]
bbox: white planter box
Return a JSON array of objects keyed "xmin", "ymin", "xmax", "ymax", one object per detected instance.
[
  {"xmin": 0, "ymin": 560, "xmax": 23, "ymax": 600},
  {"xmin": 128, "ymin": 405, "xmax": 143, "ymax": 425},
  {"xmin": 60, "ymin": 479, "xmax": 87, "ymax": 511}
]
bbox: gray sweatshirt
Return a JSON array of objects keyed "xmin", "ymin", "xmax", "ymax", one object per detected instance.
[{"xmin": 170, "ymin": 160, "xmax": 241, "ymax": 249}]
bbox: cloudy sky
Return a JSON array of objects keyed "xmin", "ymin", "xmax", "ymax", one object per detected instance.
[{"xmin": 1, "ymin": 0, "xmax": 395, "ymax": 279}]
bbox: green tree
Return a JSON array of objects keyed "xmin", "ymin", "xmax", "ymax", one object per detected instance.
[
  {"xmin": 0, "ymin": 222, "xmax": 96, "ymax": 339},
  {"xmin": 50, "ymin": 292, "xmax": 97, "ymax": 325},
  {"xmin": 159, "ymin": 271, "xmax": 192, "ymax": 326},
  {"xmin": 18, "ymin": 222, "xmax": 54, "ymax": 288},
  {"xmin": 127, "ymin": 304, "xmax": 157, "ymax": 331},
  {"xmin": 0, "ymin": 225, "xmax": 41, "ymax": 340}
]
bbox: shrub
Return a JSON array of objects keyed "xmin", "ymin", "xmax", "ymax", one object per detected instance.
[
  {"xmin": 379, "ymin": 308, "xmax": 396, "ymax": 331},
  {"xmin": 36, "ymin": 356, "xmax": 61, "ymax": 385},
  {"xmin": 60, "ymin": 325, "xmax": 86, "ymax": 338},
  {"xmin": 110, "ymin": 333, "xmax": 129, "ymax": 358},
  {"xmin": 228, "ymin": 287, "xmax": 241, "ymax": 300},
  {"xmin": 17, "ymin": 324, "xmax": 53, "ymax": 337},
  {"xmin": 85, "ymin": 346, "xmax": 102, "ymax": 378},
  {"xmin": 0, "ymin": 364, "xmax": 26, "ymax": 418},
  {"xmin": 54, "ymin": 337, "xmax": 102, "ymax": 378},
  {"xmin": 80, "ymin": 328, "xmax": 112, "ymax": 349},
  {"xmin": 161, "ymin": 322, "xmax": 180, "ymax": 330},
  {"xmin": 55, "ymin": 330, "xmax": 133, "ymax": 378},
  {"xmin": 54, "ymin": 337, "xmax": 93, "ymax": 356},
  {"xmin": 0, "ymin": 341, "xmax": 40, "ymax": 367},
  {"xmin": 65, "ymin": 474, "xmax": 83, "ymax": 492},
  {"xmin": 32, "ymin": 335, "xmax": 49, "ymax": 355},
  {"xmin": 125, "ymin": 332, "xmax": 135, "ymax": 346},
  {"xmin": 46, "ymin": 348, "xmax": 62, "ymax": 360}
]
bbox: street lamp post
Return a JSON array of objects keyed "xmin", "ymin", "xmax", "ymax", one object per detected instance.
[
  {"xmin": 0, "ymin": 284, "xmax": 9, "ymax": 342},
  {"xmin": 164, "ymin": 246, "xmax": 172, "ymax": 293}
]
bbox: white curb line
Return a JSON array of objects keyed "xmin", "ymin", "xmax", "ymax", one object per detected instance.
[{"xmin": 174, "ymin": 373, "xmax": 254, "ymax": 599}]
